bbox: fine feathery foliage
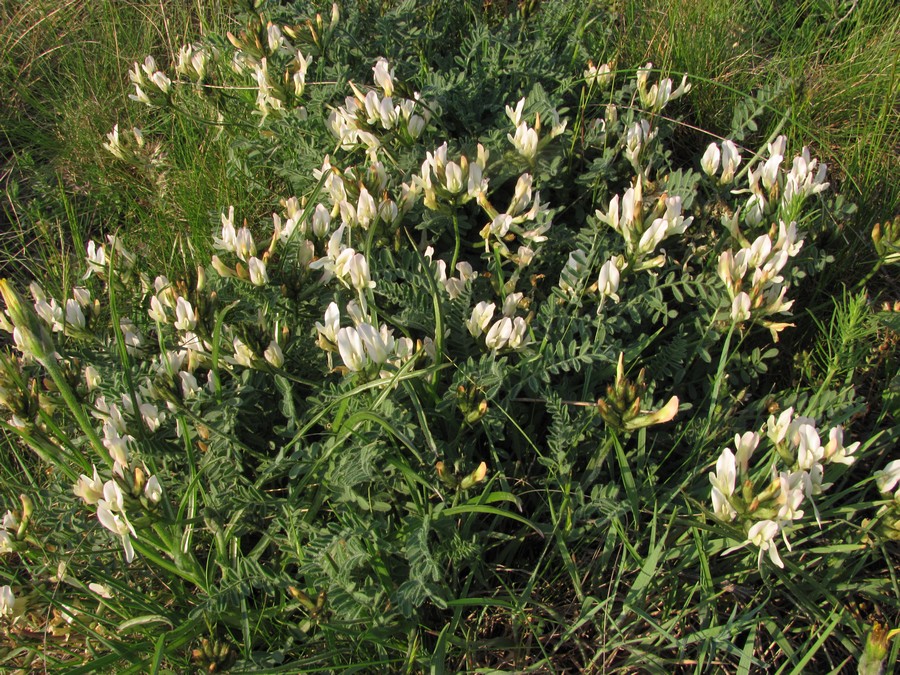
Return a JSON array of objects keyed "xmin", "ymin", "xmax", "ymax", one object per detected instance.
[{"xmin": 1, "ymin": 1, "xmax": 898, "ymax": 672}]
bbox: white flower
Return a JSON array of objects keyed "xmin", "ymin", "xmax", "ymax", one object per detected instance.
[
  {"xmin": 74, "ymin": 466, "xmax": 105, "ymax": 505},
  {"xmin": 822, "ymin": 426, "xmax": 859, "ymax": 466},
  {"xmin": 373, "ymin": 58, "xmax": 395, "ymax": 96},
  {"xmin": 489, "ymin": 213, "xmax": 512, "ymax": 240},
  {"xmin": 485, "ymin": 317, "xmax": 513, "ymax": 351},
  {"xmin": 711, "ymin": 487, "xmax": 736, "ymax": 522},
  {"xmin": 73, "ymin": 286, "xmax": 91, "ymax": 308},
  {"xmin": 232, "ymin": 338, "xmax": 255, "ymax": 368},
  {"xmin": 179, "ymin": 371, "xmax": 200, "ymax": 398},
  {"xmin": 312, "ymin": 204, "xmax": 331, "ymax": 238},
  {"xmin": 346, "ymin": 253, "xmax": 375, "ymax": 291},
  {"xmin": 502, "ymin": 293, "xmax": 523, "ymax": 318},
  {"xmin": 444, "ymin": 161, "xmax": 464, "ymax": 193},
  {"xmin": 597, "ymin": 257, "xmax": 621, "ymax": 302},
  {"xmin": 337, "ymin": 327, "xmax": 367, "ymax": 372},
  {"xmin": 517, "ymin": 245, "xmax": 535, "ymax": 267},
  {"xmin": 265, "ymin": 22, "xmax": 284, "ymax": 53},
  {"xmin": 733, "ymin": 431, "xmax": 759, "ymax": 476},
  {"xmin": 316, "ymin": 303, "xmax": 341, "ymax": 347},
  {"xmin": 747, "ymin": 519, "xmax": 784, "ymax": 568},
  {"xmin": 0, "ymin": 586, "xmax": 14, "ymax": 616},
  {"xmin": 150, "ymin": 70, "xmax": 171, "ymax": 94},
  {"xmin": 875, "ymin": 459, "xmax": 900, "ymax": 494},
  {"xmin": 766, "ymin": 407, "xmax": 794, "ymax": 445},
  {"xmin": 248, "ymin": 257, "xmax": 269, "ymax": 286},
  {"xmin": 719, "ymin": 141, "xmax": 742, "ymax": 184},
  {"xmin": 65, "ymin": 299, "xmax": 85, "ymax": 330},
  {"xmin": 235, "ymin": 228, "xmax": 257, "ymax": 262},
  {"xmin": 709, "ymin": 448, "xmax": 736, "ymax": 497},
  {"xmin": 357, "ymin": 187, "xmax": 377, "ymax": 229},
  {"xmin": 97, "ymin": 507, "xmax": 136, "ymax": 563},
  {"xmin": 149, "ymin": 296, "xmax": 168, "ymax": 323},
  {"xmin": 35, "ymin": 298, "xmax": 63, "ymax": 332},
  {"xmin": 509, "ymin": 123, "xmax": 539, "ymax": 160},
  {"xmin": 466, "ymin": 302, "xmax": 495, "ymax": 338},
  {"xmin": 796, "ymin": 424, "xmax": 824, "ymax": 471},
  {"xmin": 214, "ymin": 207, "xmax": 237, "ymax": 252},
  {"xmin": 731, "ymin": 292, "xmax": 751, "ymax": 322},
  {"xmin": 174, "ymin": 297, "xmax": 195, "ymax": 331},
  {"xmin": 144, "ymin": 475, "xmax": 162, "ymax": 504},
  {"xmin": 761, "ymin": 153, "xmax": 783, "ymax": 191},
  {"xmin": 506, "ymin": 98, "xmax": 525, "ymax": 127},
  {"xmin": 139, "ymin": 402, "xmax": 163, "ymax": 432},
  {"xmin": 391, "ymin": 336, "xmax": 414, "ymax": 364},
  {"xmin": 775, "ymin": 472, "xmax": 805, "ymax": 523},
  {"xmin": 84, "ymin": 365, "xmax": 101, "ymax": 390},
  {"xmin": 506, "ymin": 317, "xmax": 529, "ymax": 350},
  {"xmin": 584, "ymin": 61, "xmax": 612, "ymax": 89},
  {"xmin": 97, "ymin": 480, "xmax": 137, "ymax": 563},
  {"xmin": 357, "ymin": 323, "xmax": 394, "ymax": 365},
  {"xmin": 701, "ymin": 142, "xmax": 720, "ymax": 176},
  {"xmin": 102, "ymin": 424, "xmax": 130, "ymax": 469},
  {"xmin": 0, "ymin": 529, "xmax": 12, "ymax": 554},
  {"xmin": 264, "ymin": 340, "xmax": 284, "ymax": 368}
]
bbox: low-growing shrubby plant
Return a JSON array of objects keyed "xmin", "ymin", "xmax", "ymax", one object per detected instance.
[{"xmin": 1, "ymin": 1, "xmax": 897, "ymax": 671}]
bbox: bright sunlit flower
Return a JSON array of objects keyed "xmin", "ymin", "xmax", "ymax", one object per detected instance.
[
  {"xmin": 875, "ymin": 460, "xmax": 900, "ymax": 495},
  {"xmin": 0, "ymin": 585, "xmax": 14, "ymax": 616},
  {"xmin": 373, "ymin": 58, "xmax": 395, "ymax": 97},
  {"xmin": 466, "ymin": 302, "xmax": 495, "ymax": 338},
  {"xmin": 337, "ymin": 326, "xmax": 367, "ymax": 372},
  {"xmin": 74, "ymin": 466, "xmax": 105, "ymax": 505},
  {"xmin": 174, "ymin": 297, "xmax": 195, "ymax": 331},
  {"xmin": 248, "ymin": 257, "xmax": 269, "ymax": 286},
  {"xmin": 264, "ymin": 340, "xmax": 284, "ymax": 368},
  {"xmin": 747, "ymin": 519, "xmax": 784, "ymax": 568},
  {"xmin": 97, "ymin": 481, "xmax": 137, "ymax": 563}
]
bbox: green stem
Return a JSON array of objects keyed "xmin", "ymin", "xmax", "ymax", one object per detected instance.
[
  {"xmin": 40, "ymin": 355, "xmax": 108, "ymax": 470},
  {"xmin": 492, "ymin": 246, "xmax": 507, "ymax": 300},
  {"xmin": 450, "ymin": 211, "xmax": 461, "ymax": 272},
  {"xmin": 705, "ymin": 321, "xmax": 736, "ymax": 431}
]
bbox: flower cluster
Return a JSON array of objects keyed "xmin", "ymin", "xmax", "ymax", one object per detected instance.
[
  {"xmin": 175, "ymin": 42, "xmax": 211, "ymax": 82},
  {"xmin": 416, "ymin": 142, "xmax": 489, "ymax": 210},
  {"xmin": 227, "ymin": 17, "xmax": 318, "ymax": 117},
  {"xmin": 328, "ymin": 58, "xmax": 432, "ymax": 152},
  {"xmin": 212, "ymin": 206, "xmax": 269, "ymax": 285},
  {"xmin": 128, "ymin": 55, "xmax": 171, "ymax": 107},
  {"xmin": 718, "ymin": 221, "xmax": 803, "ymax": 338},
  {"xmin": 311, "ymin": 155, "xmax": 409, "ymax": 233},
  {"xmin": 635, "ymin": 63, "xmax": 691, "ymax": 113},
  {"xmin": 594, "ymin": 175, "xmax": 693, "ymax": 272},
  {"xmin": 701, "ymin": 139, "xmax": 742, "ymax": 185},
  {"xmin": 596, "ymin": 353, "xmax": 679, "ymax": 431},
  {"xmin": 710, "ymin": 407, "xmax": 859, "ymax": 568},
  {"xmin": 466, "ymin": 293, "xmax": 531, "ymax": 352},
  {"xmin": 703, "ymin": 135, "xmax": 829, "ymax": 226},
  {"xmin": 505, "ymin": 97, "xmax": 567, "ymax": 162},
  {"xmin": 315, "ymin": 302, "xmax": 422, "ymax": 376},
  {"xmin": 75, "ymin": 465, "xmax": 162, "ymax": 563},
  {"xmin": 584, "ymin": 61, "xmax": 613, "ymax": 90},
  {"xmin": 477, "ymin": 172, "xmax": 550, "ymax": 261}
]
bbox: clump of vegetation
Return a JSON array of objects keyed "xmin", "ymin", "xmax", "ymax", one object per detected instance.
[{"xmin": 1, "ymin": 1, "xmax": 897, "ymax": 671}]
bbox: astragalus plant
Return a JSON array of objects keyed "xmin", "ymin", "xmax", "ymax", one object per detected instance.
[{"xmin": 1, "ymin": 1, "xmax": 897, "ymax": 672}]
